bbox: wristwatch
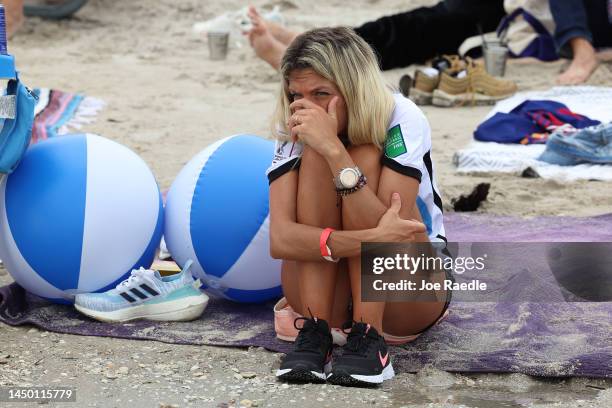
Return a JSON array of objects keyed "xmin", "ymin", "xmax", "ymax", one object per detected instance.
[{"xmin": 334, "ymin": 166, "xmax": 363, "ymax": 189}]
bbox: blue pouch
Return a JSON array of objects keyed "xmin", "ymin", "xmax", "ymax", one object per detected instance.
[{"xmin": 0, "ymin": 73, "xmax": 36, "ymax": 174}]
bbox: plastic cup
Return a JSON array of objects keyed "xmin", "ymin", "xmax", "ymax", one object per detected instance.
[
  {"xmin": 207, "ymin": 31, "xmax": 229, "ymax": 61},
  {"xmin": 484, "ymin": 38, "xmax": 502, "ymax": 49},
  {"xmin": 484, "ymin": 45, "xmax": 508, "ymax": 77}
]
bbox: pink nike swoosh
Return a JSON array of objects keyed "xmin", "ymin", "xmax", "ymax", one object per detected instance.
[{"xmin": 379, "ymin": 351, "xmax": 389, "ymax": 367}]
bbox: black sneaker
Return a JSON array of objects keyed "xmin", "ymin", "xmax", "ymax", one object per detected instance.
[
  {"xmin": 275, "ymin": 317, "xmax": 333, "ymax": 383},
  {"xmin": 327, "ymin": 322, "xmax": 395, "ymax": 387}
]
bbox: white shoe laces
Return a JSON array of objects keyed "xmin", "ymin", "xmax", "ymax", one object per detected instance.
[{"xmin": 116, "ymin": 267, "xmax": 154, "ymax": 290}]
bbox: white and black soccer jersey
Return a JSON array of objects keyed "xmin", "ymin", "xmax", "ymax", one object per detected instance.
[{"xmin": 266, "ymin": 93, "xmax": 446, "ymax": 242}]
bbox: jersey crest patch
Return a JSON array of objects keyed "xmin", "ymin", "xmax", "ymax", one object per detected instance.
[{"xmin": 385, "ymin": 125, "xmax": 407, "ymax": 158}]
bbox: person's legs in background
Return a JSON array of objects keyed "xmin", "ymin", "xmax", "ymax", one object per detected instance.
[
  {"xmin": 552, "ymin": 0, "xmax": 612, "ymax": 85},
  {"xmin": 248, "ymin": 0, "xmax": 505, "ymax": 71},
  {"xmin": 354, "ymin": 0, "xmax": 505, "ymax": 70},
  {"xmin": 245, "ymin": 5, "xmax": 289, "ymax": 70},
  {"xmin": 581, "ymin": 0, "xmax": 612, "ymax": 48},
  {"xmin": 583, "ymin": 0, "xmax": 612, "ymax": 58}
]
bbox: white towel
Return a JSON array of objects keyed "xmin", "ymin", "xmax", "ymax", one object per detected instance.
[{"xmin": 454, "ymin": 141, "xmax": 612, "ymax": 182}]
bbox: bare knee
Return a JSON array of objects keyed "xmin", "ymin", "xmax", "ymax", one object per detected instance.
[
  {"xmin": 341, "ymin": 144, "xmax": 382, "ymax": 231},
  {"xmin": 301, "ymin": 145, "xmax": 329, "ymax": 170},
  {"xmin": 297, "ymin": 145, "xmax": 340, "ymax": 227}
]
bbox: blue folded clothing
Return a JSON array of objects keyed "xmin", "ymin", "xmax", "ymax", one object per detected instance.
[
  {"xmin": 538, "ymin": 122, "xmax": 612, "ymax": 166},
  {"xmin": 474, "ymin": 100, "xmax": 601, "ymax": 144}
]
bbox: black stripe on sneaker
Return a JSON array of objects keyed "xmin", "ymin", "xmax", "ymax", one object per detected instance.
[
  {"xmin": 130, "ymin": 288, "xmax": 148, "ymax": 300},
  {"xmin": 120, "ymin": 292, "xmax": 136, "ymax": 303},
  {"xmin": 140, "ymin": 284, "xmax": 159, "ymax": 296}
]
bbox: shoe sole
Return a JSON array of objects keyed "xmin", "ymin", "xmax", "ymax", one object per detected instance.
[
  {"xmin": 408, "ymin": 88, "xmax": 433, "ymax": 106},
  {"xmin": 275, "ymin": 368, "xmax": 327, "ymax": 383},
  {"xmin": 432, "ymin": 89, "xmax": 513, "ymax": 107},
  {"xmin": 276, "ymin": 360, "xmax": 332, "ymax": 383},
  {"xmin": 74, "ymin": 295, "xmax": 209, "ymax": 323},
  {"xmin": 327, "ymin": 364, "xmax": 395, "ymax": 387}
]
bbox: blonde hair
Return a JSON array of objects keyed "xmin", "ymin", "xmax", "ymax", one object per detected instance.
[{"xmin": 272, "ymin": 27, "xmax": 395, "ymax": 148}]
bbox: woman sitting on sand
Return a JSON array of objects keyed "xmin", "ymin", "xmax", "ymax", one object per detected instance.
[{"xmin": 267, "ymin": 27, "xmax": 451, "ymax": 386}]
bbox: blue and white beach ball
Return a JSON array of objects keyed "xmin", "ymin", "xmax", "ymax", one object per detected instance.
[
  {"xmin": 164, "ymin": 135, "xmax": 282, "ymax": 303},
  {"xmin": 0, "ymin": 134, "xmax": 163, "ymax": 304}
]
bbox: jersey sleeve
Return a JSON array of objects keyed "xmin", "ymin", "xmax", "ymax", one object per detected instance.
[
  {"xmin": 381, "ymin": 102, "xmax": 432, "ymax": 183},
  {"xmin": 266, "ymin": 139, "xmax": 304, "ymax": 184}
]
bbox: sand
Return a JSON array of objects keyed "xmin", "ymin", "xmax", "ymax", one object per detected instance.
[{"xmin": 1, "ymin": 0, "xmax": 611, "ymax": 406}]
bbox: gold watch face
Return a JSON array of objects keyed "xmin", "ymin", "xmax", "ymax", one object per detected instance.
[{"xmin": 340, "ymin": 168, "xmax": 359, "ymax": 188}]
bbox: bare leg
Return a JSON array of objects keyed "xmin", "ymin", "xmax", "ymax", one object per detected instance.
[
  {"xmin": 344, "ymin": 144, "xmax": 448, "ymax": 336},
  {"xmin": 557, "ymin": 37, "xmax": 599, "ymax": 85},
  {"xmin": 281, "ymin": 259, "xmax": 351, "ymax": 328},
  {"xmin": 288, "ymin": 146, "xmax": 343, "ymax": 322},
  {"xmin": 4, "ymin": 0, "xmax": 25, "ymax": 39},
  {"xmin": 343, "ymin": 145, "xmax": 385, "ymax": 332},
  {"xmin": 378, "ymin": 173, "xmax": 447, "ymax": 338}
]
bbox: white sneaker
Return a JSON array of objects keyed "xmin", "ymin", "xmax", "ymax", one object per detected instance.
[{"xmin": 74, "ymin": 260, "xmax": 208, "ymax": 323}]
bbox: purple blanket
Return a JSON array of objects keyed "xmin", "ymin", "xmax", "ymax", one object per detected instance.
[{"xmin": 1, "ymin": 213, "xmax": 611, "ymax": 378}]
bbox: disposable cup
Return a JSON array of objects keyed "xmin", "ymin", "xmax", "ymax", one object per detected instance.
[
  {"xmin": 208, "ymin": 31, "xmax": 229, "ymax": 61},
  {"xmin": 484, "ymin": 45, "xmax": 508, "ymax": 77}
]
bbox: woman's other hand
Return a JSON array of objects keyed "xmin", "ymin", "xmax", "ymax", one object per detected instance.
[
  {"xmin": 288, "ymin": 97, "xmax": 343, "ymax": 158},
  {"xmin": 375, "ymin": 193, "xmax": 426, "ymax": 242}
]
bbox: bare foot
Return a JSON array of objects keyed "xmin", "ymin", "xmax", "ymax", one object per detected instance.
[
  {"xmin": 245, "ymin": 6, "xmax": 287, "ymax": 70},
  {"xmin": 247, "ymin": 6, "xmax": 298, "ymax": 46},
  {"xmin": 596, "ymin": 49, "xmax": 612, "ymax": 62},
  {"xmin": 557, "ymin": 38, "xmax": 599, "ymax": 85}
]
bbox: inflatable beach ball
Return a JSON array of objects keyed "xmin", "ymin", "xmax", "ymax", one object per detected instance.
[
  {"xmin": 0, "ymin": 134, "xmax": 163, "ymax": 304},
  {"xmin": 164, "ymin": 134, "xmax": 282, "ymax": 303}
]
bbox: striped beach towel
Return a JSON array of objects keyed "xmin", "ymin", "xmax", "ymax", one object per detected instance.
[
  {"xmin": 31, "ymin": 88, "xmax": 105, "ymax": 144},
  {"xmin": 453, "ymin": 140, "xmax": 612, "ymax": 181}
]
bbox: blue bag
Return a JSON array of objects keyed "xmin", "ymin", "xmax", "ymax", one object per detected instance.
[
  {"xmin": 0, "ymin": 73, "xmax": 36, "ymax": 174},
  {"xmin": 497, "ymin": 8, "xmax": 558, "ymax": 62},
  {"xmin": 0, "ymin": 2, "xmax": 36, "ymax": 175}
]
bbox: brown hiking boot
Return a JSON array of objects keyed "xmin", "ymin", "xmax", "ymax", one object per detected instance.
[
  {"xmin": 401, "ymin": 55, "xmax": 466, "ymax": 105},
  {"xmin": 432, "ymin": 57, "xmax": 517, "ymax": 107},
  {"xmin": 407, "ymin": 70, "xmax": 440, "ymax": 105}
]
